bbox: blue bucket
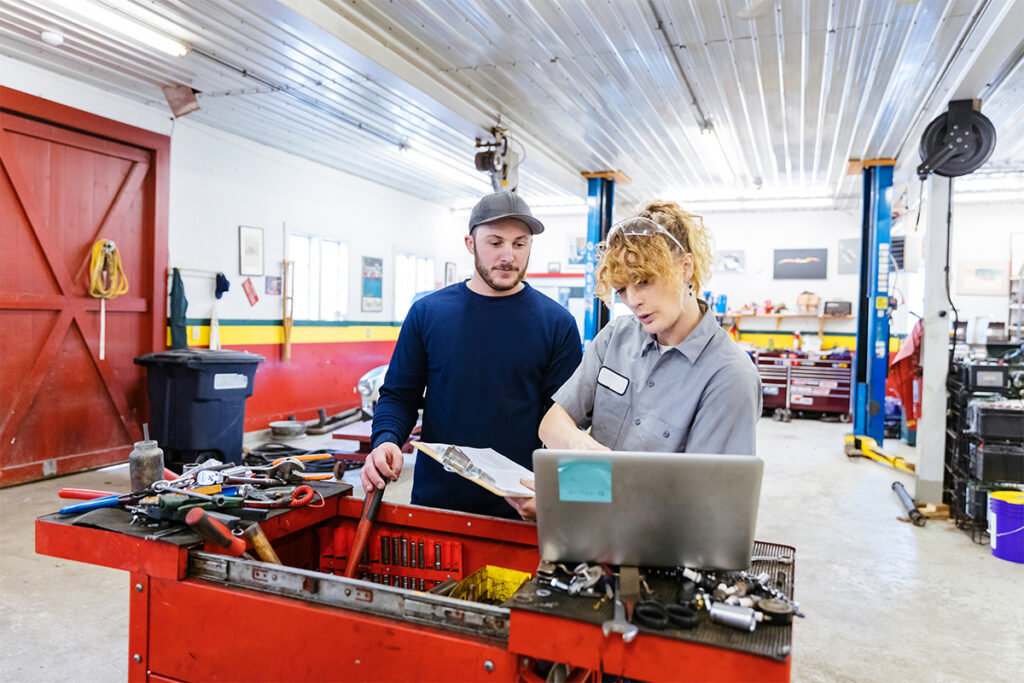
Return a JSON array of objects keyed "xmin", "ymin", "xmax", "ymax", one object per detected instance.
[{"xmin": 989, "ymin": 491, "xmax": 1024, "ymax": 564}]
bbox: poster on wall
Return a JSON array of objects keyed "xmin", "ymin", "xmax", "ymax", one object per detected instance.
[
  {"xmin": 361, "ymin": 256, "xmax": 383, "ymax": 312},
  {"xmin": 567, "ymin": 235, "xmax": 586, "ymax": 266},
  {"xmin": 773, "ymin": 248, "xmax": 828, "ymax": 279},
  {"xmin": 956, "ymin": 260, "xmax": 1008, "ymax": 296},
  {"xmin": 714, "ymin": 250, "xmax": 745, "ymax": 274},
  {"xmin": 444, "ymin": 261, "xmax": 457, "ymax": 287},
  {"xmin": 837, "ymin": 238, "xmax": 860, "ymax": 275},
  {"xmin": 238, "ymin": 225, "xmax": 264, "ymax": 276}
]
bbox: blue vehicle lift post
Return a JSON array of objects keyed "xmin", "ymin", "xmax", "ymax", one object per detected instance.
[
  {"xmin": 852, "ymin": 161, "xmax": 894, "ymax": 445},
  {"xmin": 582, "ymin": 171, "xmax": 630, "ymax": 343}
]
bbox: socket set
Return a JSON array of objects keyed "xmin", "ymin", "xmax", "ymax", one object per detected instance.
[{"xmin": 317, "ymin": 525, "xmax": 463, "ymax": 590}]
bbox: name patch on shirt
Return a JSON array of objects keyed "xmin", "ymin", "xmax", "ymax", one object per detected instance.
[{"xmin": 597, "ymin": 366, "xmax": 629, "ymax": 396}]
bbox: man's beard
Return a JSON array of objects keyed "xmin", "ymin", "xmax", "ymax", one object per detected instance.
[{"xmin": 474, "ymin": 253, "xmax": 528, "ymax": 292}]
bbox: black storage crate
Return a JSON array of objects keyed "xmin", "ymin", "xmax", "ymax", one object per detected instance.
[
  {"xmin": 969, "ymin": 441, "xmax": 1024, "ymax": 482},
  {"xmin": 965, "ymin": 401, "xmax": 1024, "ymax": 441},
  {"xmin": 135, "ymin": 349, "xmax": 264, "ymax": 465}
]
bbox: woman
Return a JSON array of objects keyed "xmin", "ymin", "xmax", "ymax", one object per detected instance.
[{"xmin": 505, "ymin": 201, "xmax": 761, "ymax": 520}]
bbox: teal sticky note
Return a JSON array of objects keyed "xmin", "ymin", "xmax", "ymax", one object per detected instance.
[{"xmin": 557, "ymin": 459, "xmax": 612, "ymax": 503}]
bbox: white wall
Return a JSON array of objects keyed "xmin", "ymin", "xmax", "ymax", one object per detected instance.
[
  {"xmin": 527, "ymin": 206, "xmax": 863, "ymax": 309},
  {"xmin": 947, "ymin": 198, "xmax": 1024, "ymax": 322},
  {"xmin": 701, "ymin": 209, "xmax": 862, "ymax": 309},
  {"xmin": 1, "ymin": 56, "xmax": 472, "ymax": 321},
  {"xmin": 168, "ymin": 123, "xmax": 466, "ymax": 320}
]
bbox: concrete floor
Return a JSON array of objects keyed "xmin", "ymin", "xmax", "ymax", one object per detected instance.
[{"xmin": 1, "ymin": 419, "xmax": 1021, "ymax": 682}]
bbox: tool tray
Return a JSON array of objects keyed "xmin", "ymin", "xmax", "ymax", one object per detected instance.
[
  {"xmin": 504, "ymin": 541, "xmax": 795, "ymax": 662},
  {"xmin": 37, "ymin": 481, "xmax": 352, "ymax": 546}
]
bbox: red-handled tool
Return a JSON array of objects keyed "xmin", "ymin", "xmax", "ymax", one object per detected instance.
[
  {"xmin": 185, "ymin": 508, "xmax": 251, "ymax": 558},
  {"xmin": 344, "ymin": 486, "xmax": 385, "ymax": 579},
  {"xmin": 59, "ymin": 488, "xmax": 116, "ymax": 500}
]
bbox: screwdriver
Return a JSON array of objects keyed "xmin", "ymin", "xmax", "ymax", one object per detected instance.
[{"xmin": 185, "ymin": 508, "xmax": 251, "ymax": 559}]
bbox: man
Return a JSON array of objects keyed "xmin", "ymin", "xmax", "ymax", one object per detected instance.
[{"xmin": 360, "ymin": 191, "xmax": 582, "ymax": 519}]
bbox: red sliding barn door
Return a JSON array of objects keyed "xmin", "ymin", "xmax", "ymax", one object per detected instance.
[{"xmin": 0, "ymin": 88, "xmax": 168, "ymax": 486}]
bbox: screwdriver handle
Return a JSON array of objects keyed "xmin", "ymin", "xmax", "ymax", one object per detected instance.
[
  {"xmin": 58, "ymin": 488, "xmax": 117, "ymax": 500},
  {"xmin": 185, "ymin": 508, "xmax": 247, "ymax": 557},
  {"xmin": 59, "ymin": 495, "xmax": 120, "ymax": 515}
]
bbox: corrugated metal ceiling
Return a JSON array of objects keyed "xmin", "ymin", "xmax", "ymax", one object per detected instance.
[{"xmin": 1, "ymin": 0, "xmax": 1022, "ymax": 210}]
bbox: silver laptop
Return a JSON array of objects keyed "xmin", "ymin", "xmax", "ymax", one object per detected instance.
[{"xmin": 533, "ymin": 449, "xmax": 764, "ymax": 570}]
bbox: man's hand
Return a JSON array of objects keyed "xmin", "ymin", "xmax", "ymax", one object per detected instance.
[
  {"xmin": 360, "ymin": 442, "xmax": 404, "ymax": 492},
  {"xmin": 505, "ymin": 478, "xmax": 536, "ymax": 522}
]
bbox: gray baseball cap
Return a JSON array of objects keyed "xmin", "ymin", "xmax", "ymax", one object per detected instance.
[{"xmin": 468, "ymin": 191, "xmax": 545, "ymax": 235}]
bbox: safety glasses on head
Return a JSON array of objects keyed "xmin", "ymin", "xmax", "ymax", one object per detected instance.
[{"xmin": 607, "ymin": 216, "xmax": 685, "ymax": 253}]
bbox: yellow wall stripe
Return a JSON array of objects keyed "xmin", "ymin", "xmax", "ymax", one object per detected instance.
[
  {"xmin": 737, "ymin": 332, "xmax": 901, "ymax": 353},
  {"xmin": 167, "ymin": 325, "xmax": 401, "ymax": 347}
]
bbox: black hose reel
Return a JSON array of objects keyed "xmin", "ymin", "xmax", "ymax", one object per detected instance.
[{"xmin": 916, "ymin": 99, "xmax": 996, "ymax": 180}]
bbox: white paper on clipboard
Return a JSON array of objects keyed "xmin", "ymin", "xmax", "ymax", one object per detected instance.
[{"xmin": 413, "ymin": 442, "xmax": 534, "ymax": 497}]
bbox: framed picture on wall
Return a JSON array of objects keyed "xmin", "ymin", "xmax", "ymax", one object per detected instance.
[
  {"xmin": 444, "ymin": 261, "xmax": 457, "ymax": 287},
  {"xmin": 773, "ymin": 248, "xmax": 827, "ymax": 279},
  {"xmin": 1011, "ymin": 232, "xmax": 1024, "ymax": 278},
  {"xmin": 956, "ymin": 260, "xmax": 1008, "ymax": 296},
  {"xmin": 714, "ymin": 250, "xmax": 745, "ymax": 274},
  {"xmin": 361, "ymin": 256, "xmax": 383, "ymax": 312},
  {"xmin": 837, "ymin": 238, "xmax": 860, "ymax": 275},
  {"xmin": 567, "ymin": 235, "xmax": 587, "ymax": 266},
  {"xmin": 238, "ymin": 225, "xmax": 264, "ymax": 276}
]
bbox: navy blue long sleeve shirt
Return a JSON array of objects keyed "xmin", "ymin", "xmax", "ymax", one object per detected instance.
[{"xmin": 371, "ymin": 281, "xmax": 583, "ymax": 518}]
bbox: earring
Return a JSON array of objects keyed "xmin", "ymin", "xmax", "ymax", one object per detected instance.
[{"xmin": 688, "ymin": 281, "xmax": 695, "ymax": 297}]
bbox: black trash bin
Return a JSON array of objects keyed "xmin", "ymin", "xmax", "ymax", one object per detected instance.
[{"xmin": 134, "ymin": 349, "xmax": 265, "ymax": 466}]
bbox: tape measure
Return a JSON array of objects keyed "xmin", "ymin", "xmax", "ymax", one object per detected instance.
[{"xmin": 756, "ymin": 598, "xmax": 795, "ymax": 625}]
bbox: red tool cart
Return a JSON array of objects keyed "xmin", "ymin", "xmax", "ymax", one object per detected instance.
[
  {"xmin": 36, "ymin": 487, "xmax": 795, "ymax": 682},
  {"xmin": 757, "ymin": 351, "xmax": 852, "ymax": 422}
]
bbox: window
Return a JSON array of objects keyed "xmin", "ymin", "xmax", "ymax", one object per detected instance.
[
  {"xmin": 321, "ymin": 239, "xmax": 349, "ymax": 320},
  {"xmin": 394, "ymin": 252, "xmax": 435, "ymax": 320},
  {"xmin": 287, "ymin": 232, "xmax": 350, "ymax": 321},
  {"xmin": 288, "ymin": 232, "xmax": 314, "ymax": 320}
]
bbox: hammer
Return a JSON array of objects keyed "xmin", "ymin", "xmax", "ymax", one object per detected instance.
[{"xmin": 344, "ymin": 486, "xmax": 385, "ymax": 579}]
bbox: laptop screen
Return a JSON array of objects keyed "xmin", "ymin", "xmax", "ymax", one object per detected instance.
[{"xmin": 532, "ymin": 449, "xmax": 763, "ymax": 569}]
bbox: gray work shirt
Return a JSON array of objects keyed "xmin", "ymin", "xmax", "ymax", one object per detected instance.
[{"xmin": 551, "ymin": 303, "xmax": 762, "ymax": 455}]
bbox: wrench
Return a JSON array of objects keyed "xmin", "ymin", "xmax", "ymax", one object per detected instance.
[
  {"xmin": 151, "ymin": 480, "xmax": 226, "ymax": 506},
  {"xmin": 601, "ymin": 578, "xmax": 639, "ymax": 642}
]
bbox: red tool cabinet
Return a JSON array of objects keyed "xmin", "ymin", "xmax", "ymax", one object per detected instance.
[
  {"xmin": 757, "ymin": 351, "xmax": 852, "ymax": 422},
  {"xmin": 36, "ymin": 494, "xmax": 791, "ymax": 682}
]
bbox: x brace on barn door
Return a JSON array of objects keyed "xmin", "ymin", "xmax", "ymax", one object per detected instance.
[{"xmin": 0, "ymin": 125, "xmax": 147, "ymax": 450}]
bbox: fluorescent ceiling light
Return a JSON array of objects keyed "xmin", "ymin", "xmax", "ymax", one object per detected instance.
[
  {"xmin": 692, "ymin": 129, "xmax": 735, "ymax": 183},
  {"xmin": 399, "ymin": 144, "xmax": 490, "ymax": 191},
  {"xmin": 686, "ymin": 197, "xmax": 835, "ymax": 212},
  {"xmin": 50, "ymin": 0, "xmax": 189, "ymax": 56}
]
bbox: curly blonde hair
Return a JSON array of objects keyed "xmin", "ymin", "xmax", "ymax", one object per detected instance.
[{"xmin": 594, "ymin": 200, "xmax": 714, "ymax": 305}]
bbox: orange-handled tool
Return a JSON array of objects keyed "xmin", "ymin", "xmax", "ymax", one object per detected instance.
[
  {"xmin": 344, "ymin": 486, "xmax": 384, "ymax": 579},
  {"xmin": 271, "ymin": 453, "xmax": 334, "ymax": 466},
  {"xmin": 185, "ymin": 508, "xmax": 250, "ymax": 558}
]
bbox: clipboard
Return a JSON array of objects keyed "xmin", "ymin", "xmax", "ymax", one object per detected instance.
[{"xmin": 412, "ymin": 442, "xmax": 534, "ymax": 497}]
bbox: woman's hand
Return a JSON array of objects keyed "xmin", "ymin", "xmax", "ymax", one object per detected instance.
[
  {"xmin": 505, "ymin": 478, "xmax": 536, "ymax": 521},
  {"xmin": 539, "ymin": 403, "xmax": 609, "ymax": 451}
]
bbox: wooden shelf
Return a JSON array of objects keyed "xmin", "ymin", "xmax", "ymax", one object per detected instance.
[{"xmin": 718, "ymin": 313, "xmax": 856, "ymax": 336}]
